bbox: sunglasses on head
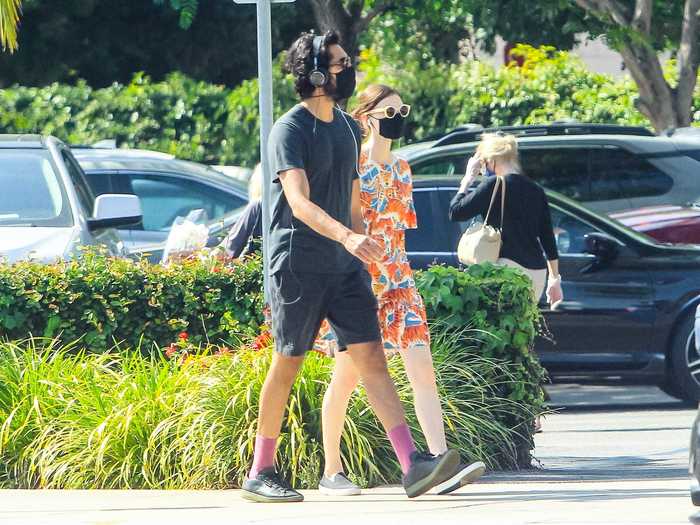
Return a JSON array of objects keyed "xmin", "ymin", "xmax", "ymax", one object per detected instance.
[{"xmin": 367, "ymin": 104, "xmax": 411, "ymax": 119}]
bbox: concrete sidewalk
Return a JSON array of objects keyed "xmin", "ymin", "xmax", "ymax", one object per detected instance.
[
  {"xmin": 0, "ymin": 479, "xmax": 692, "ymax": 525},
  {"xmin": 0, "ymin": 386, "xmax": 696, "ymax": 525}
]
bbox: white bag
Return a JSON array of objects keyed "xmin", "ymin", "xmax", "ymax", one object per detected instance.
[
  {"xmin": 457, "ymin": 176, "xmax": 506, "ymax": 265},
  {"xmin": 161, "ymin": 209, "xmax": 210, "ymax": 264}
]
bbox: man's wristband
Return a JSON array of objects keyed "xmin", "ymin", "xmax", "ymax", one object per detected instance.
[{"xmin": 548, "ymin": 275, "xmax": 561, "ymax": 286}]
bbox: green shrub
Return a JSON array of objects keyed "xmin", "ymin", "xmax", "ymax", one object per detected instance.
[
  {"xmin": 0, "ymin": 251, "xmax": 264, "ymax": 353},
  {"xmin": 0, "ymin": 44, "xmax": 669, "ymax": 168},
  {"xmin": 0, "ymin": 65, "xmax": 297, "ymax": 168},
  {"xmin": 416, "ymin": 263, "xmax": 547, "ymax": 465},
  {"xmin": 359, "ymin": 44, "xmax": 654, "ymax": 140},
  {"xmin": 0, "ymin": 332, "xmax": 536, "ymax": 489}
]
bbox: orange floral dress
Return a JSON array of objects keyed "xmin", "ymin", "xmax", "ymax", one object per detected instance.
[{"xmin": 314, "ymin": 152, "xmax": 431, "ymax": 355}]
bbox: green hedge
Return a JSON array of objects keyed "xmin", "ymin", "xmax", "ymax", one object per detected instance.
[
  {"xmin": 0, "ymin": 254, "xmax": 546, "ymax": 470},
  {"xmin": 0, "ymin": 251, "xmax": 265, "ymax": 352},
  {"xmin": 0, "ymin": 66, "xmax": 297, "ymax": 168},
  {"xmin": 416, "ymin": 263, "xmax": 546, "ymax": 465},
  {"xmin": 0, "ymin": 45, "xmax": 667, "ymax": 167},
  {"xmin": 0, "ymin": 331, "xmax": 537, "ymax": 489}
]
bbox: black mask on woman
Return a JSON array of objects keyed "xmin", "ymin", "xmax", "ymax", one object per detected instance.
[
  {"xmin": 376, "ymin": 113, "xmax": 407, "ymax": 140},
  {"xmin": 329, "ymin": 66, "xmax": 356, "ymax": 101}
]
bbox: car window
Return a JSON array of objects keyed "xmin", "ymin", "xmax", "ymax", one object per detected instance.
[
  {"xmin": 84, "ymin": 173, "xmax": 113, "ymax": 196},
  {"xmin": 589, "ymin": 147, "xmax": 673, "ymax": 201},
  {"xmin": 550, "ymin": 205, "xmax": 601, "ymax": 255},
  {"xmin": 0, "ymin": 150, "xmax": 73, "ymax": 227},
  {"xmin": 519, "ymin": 148, "xmax": 590, "ymax": 201},
  {"xmin": 411, "ymin": 155, "xmax": 467, "ymax": 178},
  {"xmin": 61, "ymin": 149, "xmax": 95, "ymax": 216},
  {"xmin": 127, "ymin": 174, "xmax": 246, "ymax": 231},
  {"xmin": 405, "ymin": 189, "xmax": 446, "ymax": 252}
]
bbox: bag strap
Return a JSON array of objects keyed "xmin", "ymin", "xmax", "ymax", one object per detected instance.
[
  {"xmin": 483, "ymin": 176, "xmax": 502, "ymax": 226},
  {"xmin": 499, "ymin": 176, "xmax": 506, "ymax": 229}
]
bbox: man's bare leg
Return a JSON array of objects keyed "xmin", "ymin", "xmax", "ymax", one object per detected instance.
[
  {"xmin": 255, "ymin": 353, "xmax": 305, "ymax": 441},
  {"xmin": 345, "ymin": 341, "xmax": 407, "ymax": 430},
  {"xmin": 242, "ymin": 353, "xmax": 306, "ymax": 502}
]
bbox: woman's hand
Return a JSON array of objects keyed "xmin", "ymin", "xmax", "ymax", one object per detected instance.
[
  {"xmin": 459, "ymin": 154, "xmax": 482, "ymax": 193},
  {"xmin": 546, "ymin": 275, "xmax": 563, "ymax": 310}
]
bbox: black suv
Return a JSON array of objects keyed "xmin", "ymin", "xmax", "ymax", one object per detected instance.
[
  {"xmin": 397, "ymin": 123, "xmax": 700, "ymax": 214},
  {"xmin": 405, "ymin": 177, "xmax": 700, "ymax": 403}
]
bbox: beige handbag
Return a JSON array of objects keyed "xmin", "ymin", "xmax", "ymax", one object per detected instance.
[{"xmin": 457, "ymin": 176, "xmax": 506, "ymax": 265}]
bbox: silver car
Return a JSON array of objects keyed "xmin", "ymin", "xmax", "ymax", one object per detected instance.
[
  {"xmin": 73, "ymin": 147, "xmax": 249, "ymax": 262},
  {"xmin": 0, "ymin": 135, "xmax": 142, "ymax": 263}
]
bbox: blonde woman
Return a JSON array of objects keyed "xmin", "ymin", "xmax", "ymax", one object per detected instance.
[
  {"xmin": 315, "ymin": 84, "xmax": 486, "ymax": 497},
  {"xmin": 449, "ymin": 133, "xmax": 563, "ymax": 306}
]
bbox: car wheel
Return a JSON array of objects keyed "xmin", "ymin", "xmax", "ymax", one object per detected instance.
[{"xmin": 668, "ymin": 313, "xmax": 700, "ymax": 402}]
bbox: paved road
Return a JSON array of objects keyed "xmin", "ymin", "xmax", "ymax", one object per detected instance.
[{"xmin": 0, "ymin": 385, "xmax": 696, "ymax": 525}]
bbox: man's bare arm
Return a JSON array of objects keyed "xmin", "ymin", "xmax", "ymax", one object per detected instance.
[{"xmin": 279, "ymin": 168, "xmax": 381, "ymax": 264}]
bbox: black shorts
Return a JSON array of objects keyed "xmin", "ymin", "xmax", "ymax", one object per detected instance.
[{"xmin": 269, "ymin": 269, "xmax": 381, "ymax": 357}]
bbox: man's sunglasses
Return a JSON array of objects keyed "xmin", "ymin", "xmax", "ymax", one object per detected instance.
[{"xmin": 367, "ymin": 104, "xmax": 411, "ymax": 119}]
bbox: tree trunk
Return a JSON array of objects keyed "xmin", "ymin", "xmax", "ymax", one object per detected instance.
[
  {"xmin": 308, "ymin": 0, "xmax": 360, "ymax": 59},
  {"xmin": 617, "ymin": 41, "xmax": 682, "ymax": 132},
  {"xmin": 307, "ymin": 0, "xmax": 393, "ymax": 60},
  {"xmin": 574, "ymin": 0, "xmax": 700, "ymax": 134}
]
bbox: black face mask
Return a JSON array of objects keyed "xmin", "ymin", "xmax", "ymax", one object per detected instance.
[
  {"xmin": 329, "ymin": 66, "xmax": 356, "ymax": 101},
  {"xmin": 376, "ymin": 114, "xmax": 407, "ymax": 140}
]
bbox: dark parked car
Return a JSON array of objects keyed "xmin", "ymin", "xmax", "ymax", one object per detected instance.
[
  {"xmin": 690, "ymin": 305, "xmax": 700, "ymax": 505},
  {"xmin": 398, "ymin": 123, "xmax": 700, "ymax": 215},
  {"xmin": 73, "ymin": 148, "xmax": 249, "ymax": 261},
  {"xmin": 611, "ymin": 205, "xmax": 700, "ymax": 245},
  {"xmin": 405, "ymin": 177, "xmax": 700, "ymax": 402},
  {"xmin": 691, "ymin": 409, "xmax": 700, "ymax": 505}
]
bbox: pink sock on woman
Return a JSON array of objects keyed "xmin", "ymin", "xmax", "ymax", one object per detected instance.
[
  {"xmin": 249, "ymin": 435, "xmax": 277, "ymax": 478},
  {"xmin": 388, "ymin": 424, "xmax": 417, "ymax": 474}
]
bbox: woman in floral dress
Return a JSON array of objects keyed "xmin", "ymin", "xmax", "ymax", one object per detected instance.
[{"xmin": 315, "ymin": 85, "xmax": 485, "ymax": 496}]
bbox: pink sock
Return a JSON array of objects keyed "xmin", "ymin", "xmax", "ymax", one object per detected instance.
[
  {"xmin": 388, "ymin": 424, "xmax": 417, "ymax": 474},
  {"xmin": 249, "ymin": 435, "xmax": 277, "ymax": 478}
]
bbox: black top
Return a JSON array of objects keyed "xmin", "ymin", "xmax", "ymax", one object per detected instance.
[
  {"xmin": 267, "ymin": 104, "xmax": 362, "ymax": 274},
  {"xmin": 449, "ymin": 173, "xmax": 558, "ymax": 270},
  {"xmin": 223, "ymin": 200, "xmax": 262, "ymax": 258}
]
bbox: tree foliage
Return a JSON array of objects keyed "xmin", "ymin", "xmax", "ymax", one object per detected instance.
[
  {"xmin": 365, "ymin": 0, "xmax": 586, "ymax": 64},
  {"xmin": 0, "ymin": 0, "xmax": 312, "ymax": 87},
  {"xmin": 0, "ymin": 0, "xmax": 21, "ymax": 51}
]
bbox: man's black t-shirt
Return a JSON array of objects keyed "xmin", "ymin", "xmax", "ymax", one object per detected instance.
[{"xmin": 267, "ymin": 104, "xmax": 362, "ymax": 274}]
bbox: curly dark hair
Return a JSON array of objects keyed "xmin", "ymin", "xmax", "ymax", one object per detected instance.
[{"xmin": 284, "ymin": 30, "xmax": 340, "ymax": 100}]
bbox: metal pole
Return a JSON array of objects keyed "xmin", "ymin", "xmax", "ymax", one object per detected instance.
[
  {"xmin": 233, "ymin": 0, "xmax": 293, "ymax": 304},
  {"xmin": 255, "ymin": 0, "xmax": 273, "ymax": 305}
]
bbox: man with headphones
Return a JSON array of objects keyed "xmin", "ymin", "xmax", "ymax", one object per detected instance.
[{"xmin": 241, "ymin": 30, "xmax": 460, "ymax": 503}]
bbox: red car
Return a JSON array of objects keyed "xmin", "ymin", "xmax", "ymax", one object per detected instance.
[{"xmin": 610, "ymin": 205, "xmax": 700, "ymax": 244}]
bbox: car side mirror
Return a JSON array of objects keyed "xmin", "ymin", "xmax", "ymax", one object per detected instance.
[
  {"xmin": 88, "ymin": 194, "xmax": 142, "ymax": 231},
  {"xmin": 584, "ymin": 232, "xmax": 620, "ymax": 260}
]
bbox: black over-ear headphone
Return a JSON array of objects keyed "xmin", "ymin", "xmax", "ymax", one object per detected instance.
[{"xmin": 308, "ymin": 35, "xmax": 328, "ymax": 88}]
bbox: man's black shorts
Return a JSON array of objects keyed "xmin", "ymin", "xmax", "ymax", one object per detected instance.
[{"xmin": 269, "ymin": 269, "xmax": 381, "ymax": 357}]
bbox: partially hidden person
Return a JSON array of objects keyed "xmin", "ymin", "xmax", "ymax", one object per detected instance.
[
  {"xmin": 314, "ymin": 84, "xmax": 486, "ymax": 497},
  {"xmin": 240, "ymin": 30, "xmax": 461, "ymax": 503},
  {"xmin": 220, "ymin": 164, "xmax": 263, "ymax": 258},
  {"xmin": 448, "ymin": 133, "xmax": 563, "ymax": 433}
]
